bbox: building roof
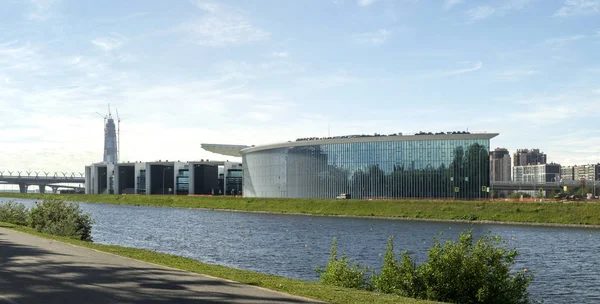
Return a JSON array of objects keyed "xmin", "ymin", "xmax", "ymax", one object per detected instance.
[
  {"xmin": 202, "ymin": 133, "xmax": 498, "ymax": 156},
  {"xmin": 241, "ymin": 133, "xmax": 498, "ymax": 154},
  {"xmin": 201, "ymin": 144, "xmax": 250, "ymax": 157}
]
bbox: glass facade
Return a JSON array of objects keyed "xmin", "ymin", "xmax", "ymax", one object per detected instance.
[
  {"xmin": 242, "ymin": 137, "xmax": 491, "ymax": 199},
  {"xmin": 176, "ymin": 169, "xmax": 189, "ymax": 195},
  {"xmin": 136, "ymin": 170, "xmax": 146, "ymax": 194}
]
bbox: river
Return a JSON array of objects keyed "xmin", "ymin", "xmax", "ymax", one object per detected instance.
[{"xmin": 3, "ymin": 198, "xmax": 599, "ymax": 303}]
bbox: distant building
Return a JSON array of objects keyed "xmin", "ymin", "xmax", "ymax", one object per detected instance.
[
  {"xmin": 102, "ymin": 112, "xmax": 118, "ymax": 164},
  {"xmin": 560, "ymin": 166, "xmax": 575, "ymax": 181},
  {"xmin": 490, "ymin": 148, "xmax": 511, "ymax": 181},
  {"xmin": 85, "ymin": 160, "xmax": 242, "ymax": 195},
  {"xmin": 513, "ymin": 163, "xmax": 560, "ymax": 183},
  {"xmin": 513, "ymin": 149, "xmax": 547, "ymax": 166},
  {"xmin": 574, "ymin": 164, "xmax": 600, "ymax": 181}
]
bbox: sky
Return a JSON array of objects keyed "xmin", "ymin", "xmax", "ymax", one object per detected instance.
[{"xmin": 0, "ymin": 0, "xmax": 599, "ymax": 175}]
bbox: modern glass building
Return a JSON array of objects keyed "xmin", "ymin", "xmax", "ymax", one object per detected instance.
[{"xmin": 220, "ymin": 133, "xmax": 497, "ymax": 200}]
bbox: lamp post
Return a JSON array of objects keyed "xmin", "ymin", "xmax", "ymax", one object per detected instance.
[{"xmin": 162, "ymin": 167, "xmax": 171, "ymax": 195}]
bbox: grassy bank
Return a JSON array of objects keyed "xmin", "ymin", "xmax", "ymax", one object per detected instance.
[
  {"xmin": 2, "ymin": 193, "xmax": 600, "ymax": 226},
  {"xmin": 0, "ymin": 221, "xmax": 439, "ymax": 304}
]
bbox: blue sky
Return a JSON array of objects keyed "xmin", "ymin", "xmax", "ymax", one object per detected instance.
[{"xmin": 0, "ymin": 0, "xmax": 599, "ymax": 174}]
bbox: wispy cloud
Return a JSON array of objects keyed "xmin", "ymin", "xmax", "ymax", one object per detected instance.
[
  {"xmin": 358, "ymin": 0, "xmax": 376, "ymax": 7},
  {"xmin": 544, "ymin": 34, "xmax": 586, "ymax": 47},
  {"xmin": 496, "ymin": 68, "xmax": 539, "ymax": 81},
  {"xmin": 271, "ymin": 51, "xmax": 289, "ymax": 58},
  {"xmin": 91, "ymin": 33, "xmax": 127, "ymax": 52},
  {"xmin": 0, "ymin": 41, "xmax": 43, "ymax": 72},
  {"xmin": 26, "ymin": 0, "xmax": 59, "ymax": 21},
  {"xmin": 444, "ymin": 0, "xmax": 464, "ymax": 10},
  {"xmin": 354, "ymin": 29, "xmax": 391, "ymax": 45},
  {"xmin": 422, "ymin": 61, "xmax": 483, "ymax": 79},
  {"xmin": 176, "ymin": 1, "xmax": 269, "ymax": 46},
  {"xmin": 555, "ymin": 0, "xmax": 600, "ymax": 17},
  {"xmin": 466, "ymin": 6, "xmax": 495, "ymax": 22}
]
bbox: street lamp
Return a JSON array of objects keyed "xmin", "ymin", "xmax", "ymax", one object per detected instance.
[{"xmin": 162, "ymin": 167, "xmax": 172, "ymax": 195}]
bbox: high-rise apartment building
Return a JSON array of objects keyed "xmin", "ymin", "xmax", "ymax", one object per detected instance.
[
  {"xmin": 574, "ymin": 164, "xmax": 600, "ymax": 181},
  {"xmin": 560, "ymin": 166, "xmax": 575, "ymax": 181},
  {"xmin": 490, "ymin": 148, "xmax": 511, "ymax": 181},
  {"xmin": 513, "ymin": 163, "xmax": 560, "ymax": 183},
  {"xmin": 513, "ymin": 149, "xmax": 547, "ymax": 166}
]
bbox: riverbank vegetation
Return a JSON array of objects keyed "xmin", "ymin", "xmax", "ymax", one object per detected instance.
[
  {"xmin": 317, "ymin": 231, "xmax": 533, "ymax": 304},
  {"xmin": 3, "ymin": 193, "xmax": 600, "ymax": 226},
  {"xmin": 0, "ymin": 221, "xmax": 441, "ymax": 304},
  {"xmin": 0, "ymin": 199, "xmax": 93, "ymax": 241}
]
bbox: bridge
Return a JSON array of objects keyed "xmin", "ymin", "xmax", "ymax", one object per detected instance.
[
  {"xmin": 490, "ymin": 180, "xmax": 594, "ymax": 192},
  {"xmin": 0, "ymin": 171, "xmax": 85, "ymax": 193}
]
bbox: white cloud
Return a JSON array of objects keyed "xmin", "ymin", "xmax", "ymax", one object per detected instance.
[
  {"xmin": 544, "ymin": 34, "xmax": 586, "ymax": 47},
  {"xmin": 26, "ymin": 0, "xmax": 59, "ymax": 21},
  {"xmin": 358, "ymin": 0, "xmax": 376, "ymax": 7},
  {"xmin": 176, "ymin": 2, "xmax": 269, "ymax": 46},
  {"xmin": 354, "ymin": 29, "xmax": 391, "ymax": 45},
  {"xmin": 272, "ymin": 51, "xmax": 289, "ymax": 58},
  {"xmin": 0, "ymin": 41, "xmax": 43, "ymax": 72},
  {"xmin": 555, "ymin": 0, "xmax": 600, "ymax": 17},
  {"xmin": 422, "ymin": 61, "xmax": 483, "ymax": 79},
  {"xmin": 444, "ymin": 0, "xmax": 464, "ymax": 10},
  {"xmin": 496, "ymin": 68, "xmax": 539, "ymax": 81},
  {"xmin": 91, "ymin": 33, "xmax": 127, "ymax": 52},
  {"xmin": 467, "ymin": 6, "xmax": 495, "ymax": 21}
]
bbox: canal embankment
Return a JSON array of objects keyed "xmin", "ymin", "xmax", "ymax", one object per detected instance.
[
  {"xmin": 0, "ymin": 222, "xmax": 440, "ymax": 304},
  {"xmin": 3, "ymin": 193, "xmax": 600, "ymax": 227},
  {"xmin": 3, "ymin": 197, "xmax": 599, "ymax": 303}
]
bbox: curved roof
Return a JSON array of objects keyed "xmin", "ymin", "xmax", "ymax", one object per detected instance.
[
  {"xmin": 201, "ymin": 144, "xmax": 249, "ymax": 157},
  {"xmin": 240, "ymin": 133, "xmax": 499, "ymax": 155}
]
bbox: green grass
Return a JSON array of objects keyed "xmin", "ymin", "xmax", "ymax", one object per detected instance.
[
  {"xmin": 0, "ymin": 221, "xmax": 440, "ymax": 304},
  {"xmin": 2, "ymin": 193, "xmax": 600, "ymax": 226}
]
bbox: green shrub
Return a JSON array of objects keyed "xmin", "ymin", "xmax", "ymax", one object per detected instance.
[
  {"xmin": 374, "ymin": 236, "xmax": 425, "ymax": 297},
  {"xmin": 29, "ymin": 198, "xmax": 94, "ymax": 241},
  {"xmin": 320, "ymin": 231, "xmax": 533, "ymax": 304},
  {"xmin": 0, "ymin": 201, "xmax": 28, "ymax": 225},
  {"xmin": 418, "ymin": 230, "xmax": 532, "ymax": 304},
  {"xmin": 316, "ymin": 238, "xmax": 374, "ymax": 290}
]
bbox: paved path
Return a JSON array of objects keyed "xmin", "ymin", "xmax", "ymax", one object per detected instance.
[{"xmin": 0, "ymin": 228, "xmax": 323, "ymax": 304}]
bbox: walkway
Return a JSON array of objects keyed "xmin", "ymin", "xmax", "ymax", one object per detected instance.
[{"xmin": 0, "ymin": 228, "xmax": 322, "ymax": 304}]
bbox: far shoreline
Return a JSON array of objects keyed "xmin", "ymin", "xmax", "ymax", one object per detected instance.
[{"xmin": 2, "ymin": 193, "xmax": 600, "ymax": 229}]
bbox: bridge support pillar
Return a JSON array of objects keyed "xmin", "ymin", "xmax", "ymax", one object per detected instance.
[
  {"xmin": 38, "ymin": 184, "xmax": 46, "ymax": 194},
  {"xmin": 51, "ymin": 186, "xmax": 59, "ymax": 194},
  {"xmin": 18, "ymin": 183, "xmax": 29, "ymax": 194}
]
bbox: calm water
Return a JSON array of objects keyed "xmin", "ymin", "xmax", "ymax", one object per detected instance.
[{"xmin": 4, "ymin": 198, "xmax": 600, "ymax": 303}]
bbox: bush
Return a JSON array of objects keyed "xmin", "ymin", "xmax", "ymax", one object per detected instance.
[
  {"xmin": 0, "ymin": 201, "xmax": 28, "ymax": 225},
  {"xmin": 374, "ymin": 236, "xmax": 425, "ymax": 297},
  {"xmin": 29, "ymin": 198, "xmax": 94, "ymax": 242},
  {"xmin": 316, "ymin": 237, "xmax": 374, "ymax": 290},
  {"xmin": 418, "ymin": 230, "xmax": 532, "ymax": 304},
  {"xmin": 319, "ymin": 231, "xmax": 533, "ymax": 304}
]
